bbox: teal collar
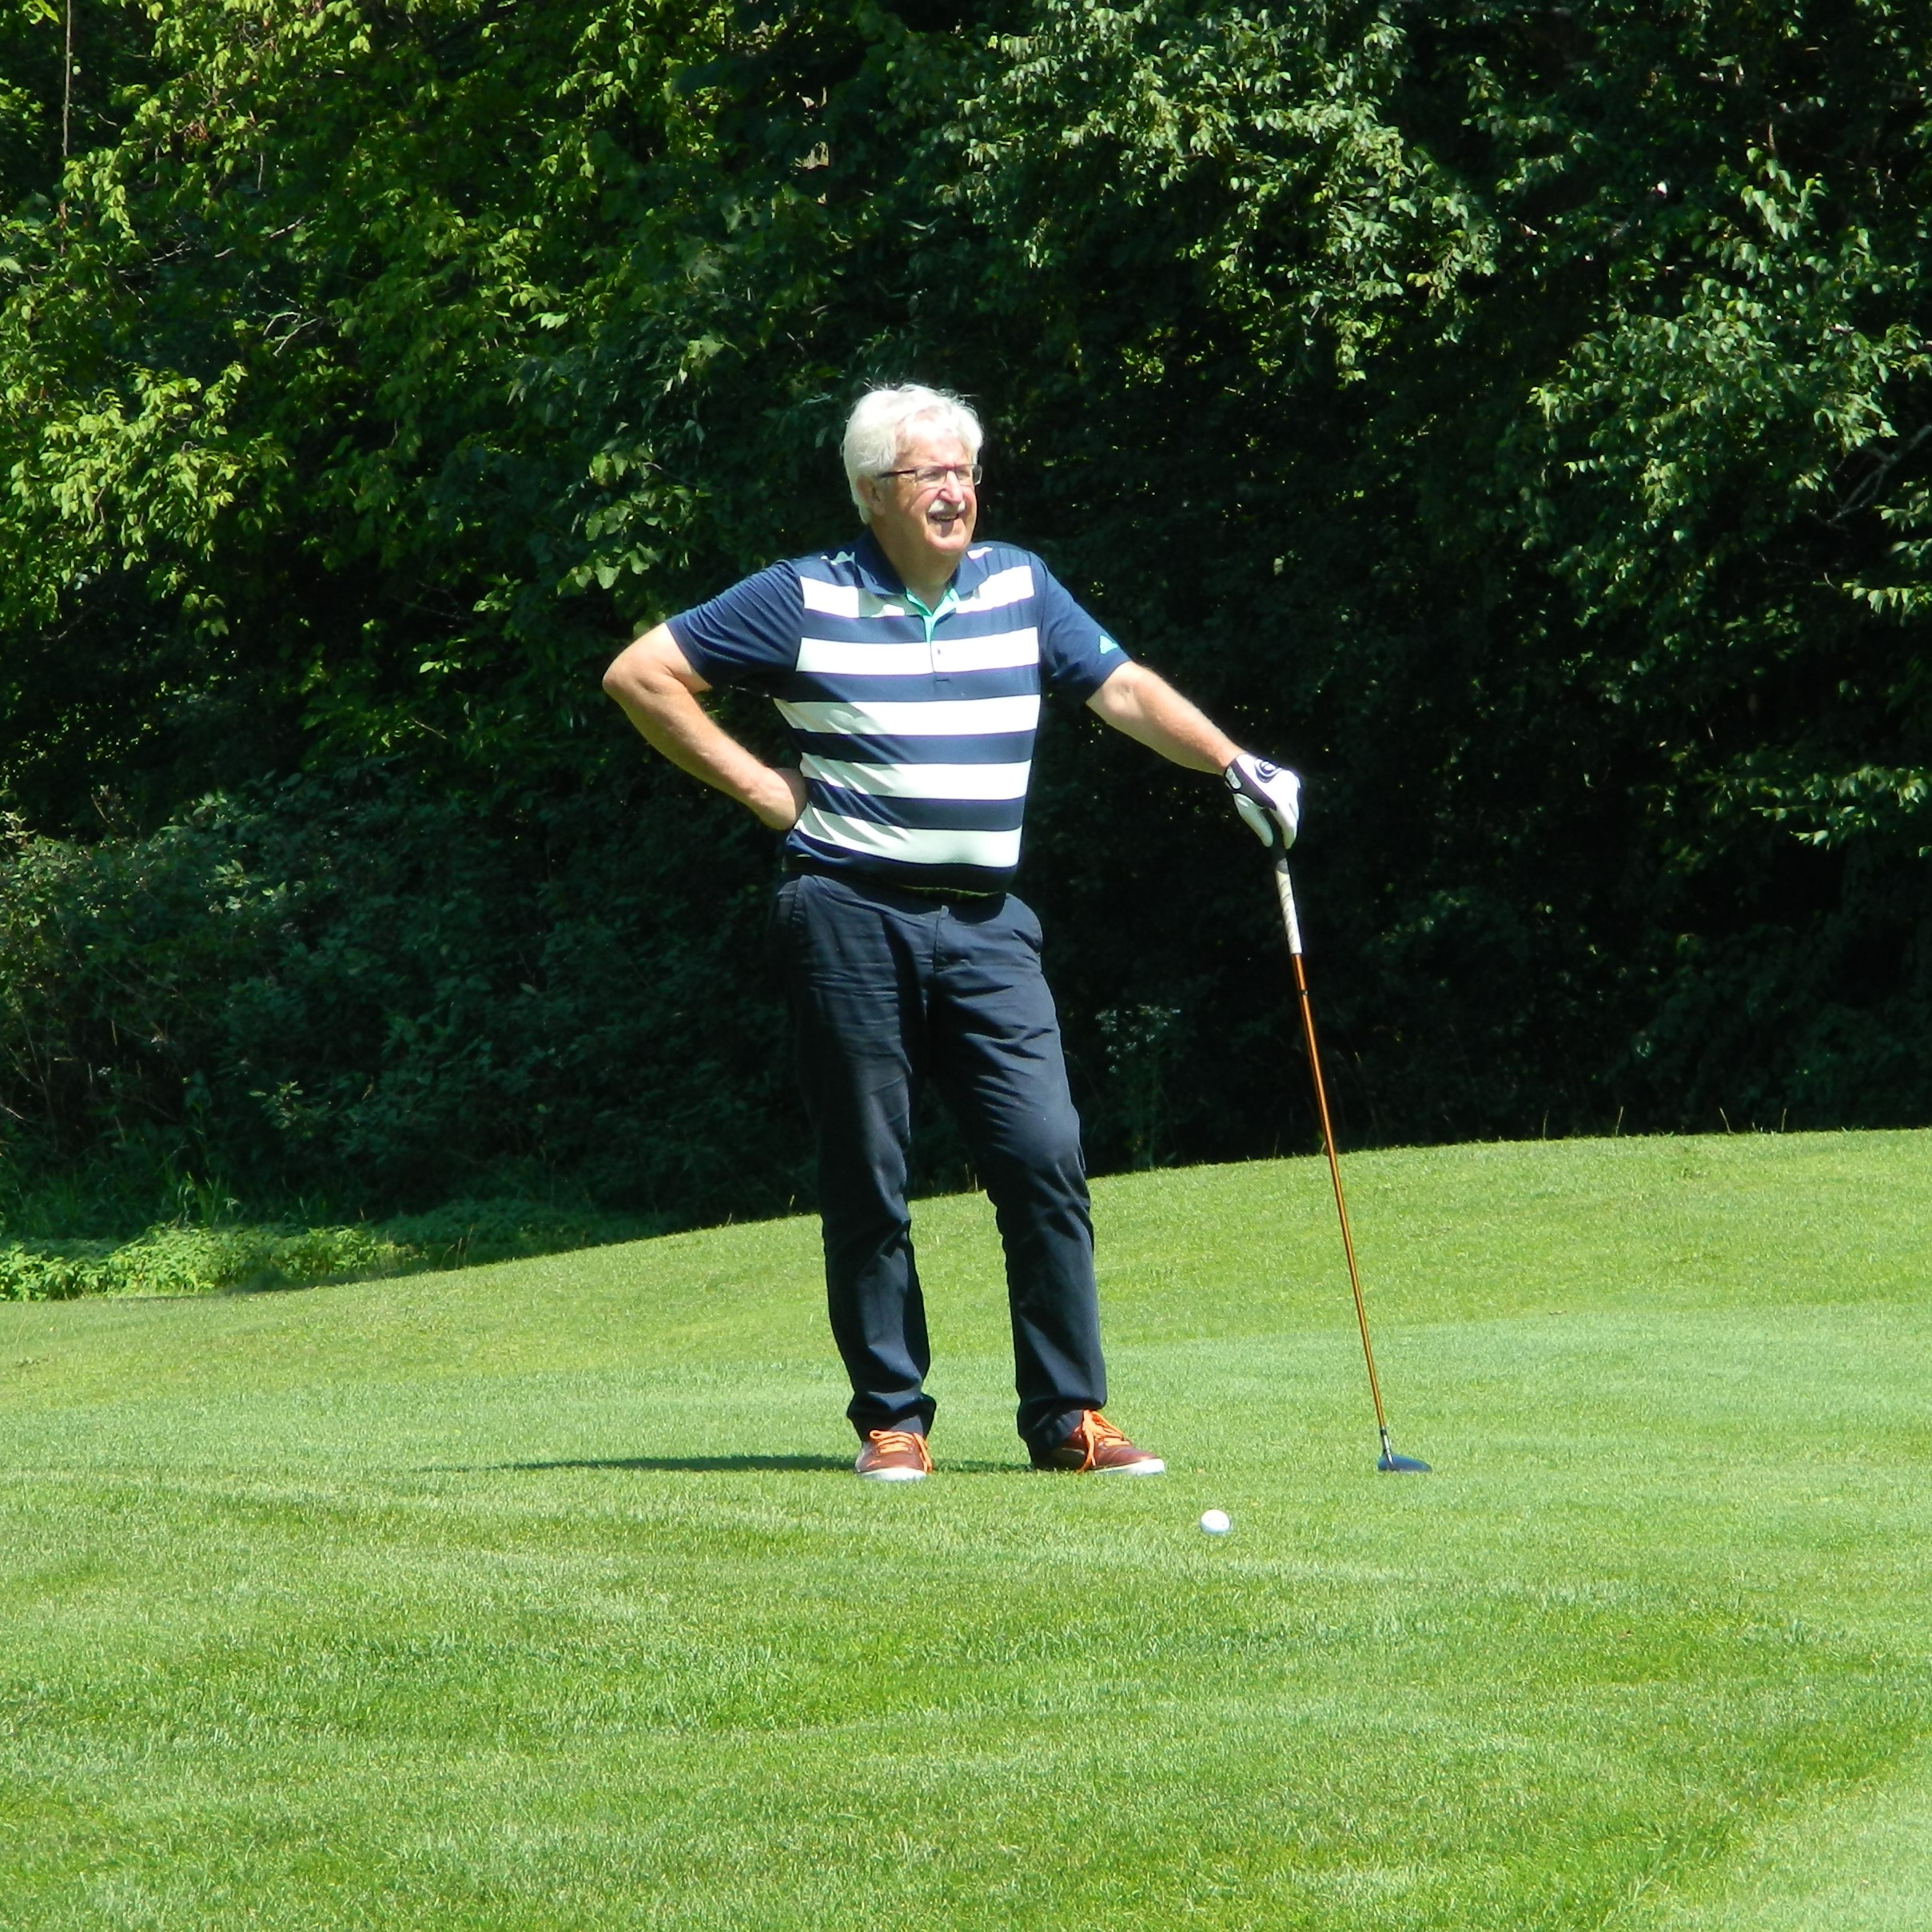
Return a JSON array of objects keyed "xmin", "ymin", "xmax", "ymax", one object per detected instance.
[
  {"xmin": 904, "ymin": 581, "xmax": 958, "ymax": 642},
  {"xmin": 852, "ymin": 531, "xmax": 966, "ymax": 641}
]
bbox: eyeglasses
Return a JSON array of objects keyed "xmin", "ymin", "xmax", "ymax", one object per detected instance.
[{"xmin": 875, "ymin": 463, "xmax": 983, "ymax": 488}]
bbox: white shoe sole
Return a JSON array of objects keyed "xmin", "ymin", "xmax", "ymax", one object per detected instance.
[
  {"xmin": 855, "ymin": 1464, "xmax": 927, "ymax": 1481},
  {"xmin": 1034, "ymin": 1456, "xmax": 1168, "ymax": 1475}
]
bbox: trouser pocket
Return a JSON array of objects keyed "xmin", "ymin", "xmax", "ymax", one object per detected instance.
[{"xmin": 765, "ymin": 876, "xmax": 803, "ymax": 986}]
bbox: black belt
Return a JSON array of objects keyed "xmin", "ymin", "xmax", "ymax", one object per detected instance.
[{"xmin": 782, "ymin": 854, "xmax": 1002, "ymax": 901}]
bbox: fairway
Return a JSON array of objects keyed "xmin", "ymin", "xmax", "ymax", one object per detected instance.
[{"xmin": 3, "ymin": 1132, "xmax": 1930, "ymax": 1930}]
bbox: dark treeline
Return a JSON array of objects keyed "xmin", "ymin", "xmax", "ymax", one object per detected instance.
[{"xmin": 2, "ymin": 1, "xmax": 1929, "ymax": 1233}]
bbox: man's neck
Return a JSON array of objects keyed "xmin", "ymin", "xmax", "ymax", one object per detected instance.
[{"xmin": 867, "ymin": 529, "xmax": 957, "ymax": 609}]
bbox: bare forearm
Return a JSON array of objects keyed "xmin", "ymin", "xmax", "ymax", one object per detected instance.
[
  {"xmin": 604, "ymin": 628, "xmax": 803, "ymax": 830},
  {"xmin": 1086, "ymin": 662, "xmax": 1241, "ymax": 771},
  {"xmin": 619, "ymin": 683, "xmax": 787, "ymax": 815}
]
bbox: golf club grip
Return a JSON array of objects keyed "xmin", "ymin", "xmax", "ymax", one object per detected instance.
[{"xmin": 1273, "ymin": 854, "xmax": 1303, "ymax": 954}]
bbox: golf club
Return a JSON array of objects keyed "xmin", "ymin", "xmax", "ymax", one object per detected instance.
[{"xmin": 1270, "ymin": 851, "xmax": 1430, "ymax": 1474}]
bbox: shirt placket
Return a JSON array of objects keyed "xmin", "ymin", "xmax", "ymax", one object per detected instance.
[{"xmin": 906, "ymin": 587, "xmax": 959, "ymax": 686}]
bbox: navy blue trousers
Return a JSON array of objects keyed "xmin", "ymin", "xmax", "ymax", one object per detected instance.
[{"xmin": 773, "ymin": 870, "xmax": 1107, "ymax": 1452}]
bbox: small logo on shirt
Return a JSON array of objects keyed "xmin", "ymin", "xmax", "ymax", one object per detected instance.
[{"xmin": 1098, "ymin": 634, "xmax": 1119, "ymax": 653}]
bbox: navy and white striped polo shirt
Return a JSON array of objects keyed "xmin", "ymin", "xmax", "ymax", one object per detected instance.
[{"xmin": 667, "ymin": 532, "xmax": 1129, "ymax": 894}]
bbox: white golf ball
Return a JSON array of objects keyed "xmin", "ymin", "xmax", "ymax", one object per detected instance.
[{"xmin": 1198, "ymin": 1508, "xmax": 1231, "ymax": 1536}]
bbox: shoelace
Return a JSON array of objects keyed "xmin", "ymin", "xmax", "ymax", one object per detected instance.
[
  {"xmin": 865, "ymin": 1428, "xmax": 932, "ymax": 1472},
  {"xmin": 1067, "ymin": 1409, "xmax": 1129, "ymax": 1470}
]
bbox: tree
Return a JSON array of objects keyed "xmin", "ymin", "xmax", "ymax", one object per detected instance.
[{"xmin": 4, "ymin": 0, "xmax": 1930, "ymax": 1227}]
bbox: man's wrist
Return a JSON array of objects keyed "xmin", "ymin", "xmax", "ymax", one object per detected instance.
[{"xmin": 749, "ymin": 766, "xmax": 806, "ymax": 831}]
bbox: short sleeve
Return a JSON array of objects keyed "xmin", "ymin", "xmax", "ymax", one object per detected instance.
[
  {"xmin": 1034, "ymin": 560, "xmax": 1132, "ymax": 699},
  {"xmin": 664, "ymin": 564, "xmax": 800, "ymax": 691}
]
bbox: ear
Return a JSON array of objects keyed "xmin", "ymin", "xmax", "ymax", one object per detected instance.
[{"xmin": 854, "ymin": 474, "xmax": 885, "ymax": 522}]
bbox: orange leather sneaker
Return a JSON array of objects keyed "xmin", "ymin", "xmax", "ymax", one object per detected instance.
[
  {"xmin": 1030, "ymin": 1410, "xmax": 1165, "ymax": 1475},
  {"xmin": 854, "ymin": 1428, "xmax": 933, "ymax": 1482}
]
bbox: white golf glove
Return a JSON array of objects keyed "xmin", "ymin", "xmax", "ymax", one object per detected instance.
[{"xmin": 1224, "ymin": 753, "xmax": 1301, "ymax": 852}]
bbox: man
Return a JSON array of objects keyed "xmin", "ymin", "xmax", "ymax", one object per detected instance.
[{"xmin": 603, "ymin": 384, "xmax": 1301, "ymax": 1480}]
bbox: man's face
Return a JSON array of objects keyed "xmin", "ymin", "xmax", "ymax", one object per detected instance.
[{"xmin": 858, "ymin": 427, "xmax": 978, "ymax": 588}]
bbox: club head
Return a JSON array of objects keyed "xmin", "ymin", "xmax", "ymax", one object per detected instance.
[{"xmin": 1377, "ymin": 1452, "xmax": 1431, "ymax": 1473}]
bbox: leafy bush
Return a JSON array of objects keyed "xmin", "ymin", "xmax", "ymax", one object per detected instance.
[
  {"xmin": 0, "ymin": 769, "xmax": 804, "ymax": 1227},
  {"xmin": 0, "ymin": 1197, "xmax": 661, "ymax": 1302}
]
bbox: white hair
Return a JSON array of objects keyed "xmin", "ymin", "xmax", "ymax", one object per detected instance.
[{"xmin": 841, "ymin": 384, "xmax": 983, "ymax": 522}]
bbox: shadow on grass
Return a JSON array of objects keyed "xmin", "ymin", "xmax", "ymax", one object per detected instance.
[
  {"xmin": 430, "ymin": 1454, "xmax": 1022, "ymax": 1476},
  {"xmin": 506, "ymin": 1454, "xmax": 851, "ymax": 1474}
]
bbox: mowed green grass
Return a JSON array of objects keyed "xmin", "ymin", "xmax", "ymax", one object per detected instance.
[{"xmin": 3, "ymin": 1132, "xmax": 1930, "ymax": 1930}]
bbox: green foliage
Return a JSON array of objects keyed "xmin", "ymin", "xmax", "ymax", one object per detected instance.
[
  {"xmin": 926, "ymin": 0, "xmax": 1932, "ymax": 1151},
  {"xmin": 2, "ymin": 0, "xmax": 1931, "ymax": 1225},
  {"xmin": 0, "ymin": 1195, "xmax": 659, "ymax": 1301},
  {"xmin": 0, "ymin": 771, "xmax": 803, "ymax": 1226},
  {"xmin": 0, "ymin": 1221, "xmax": 405, "ymax": 1300},
  {"xmin": 0, "ymin": 0, "xmax": 902, "ymax": 814}
]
